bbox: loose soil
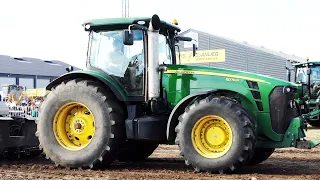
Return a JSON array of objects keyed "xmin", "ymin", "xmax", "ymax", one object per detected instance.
[{"xmin": 0, "ymin": 128, "xmax": 320, "ymax": 180}]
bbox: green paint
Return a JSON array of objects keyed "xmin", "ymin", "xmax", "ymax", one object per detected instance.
[
  {"xmin": 256, "ymin": 117, "xmax": 302, "ymax": 148},
  {"xmin": 256, "ymin": 115, "xmax": 320, "ymax": 149},
  {"xmin": 79, "ymin": 16, "xmax": 318, "ymax": 149},
  {"xmin": 64, "ymin": 70, "xmax": 127, "ymax": 101},
  {"xmin": 83, "ymin": 17, "xmax": 150, "ymax": 27},
  {"xmin": 256, "ymin": 113, "xmax": 283, "ymax": 141},
  {"xmin": 309, "ymin": 138, "xmax": 320, "ymax": 148},
  {"xmin": 292, "ymin": 61, "xmax": 320, "ymax": 123},
  {"xmin": 82, "ymin": 17, "xmax": 180, "ymax": 33},
  {"xmin": 162, "ymin": 64, "xmax": 297, "ymax": 142}
]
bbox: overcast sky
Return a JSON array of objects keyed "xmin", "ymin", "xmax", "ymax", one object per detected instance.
[{"xmin": 0, "ymin": 0, "xmax": 319, "ymax": 69}]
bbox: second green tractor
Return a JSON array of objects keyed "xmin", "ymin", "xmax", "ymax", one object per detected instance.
[
  {"xmin": 36, "ymin": 14, "xmax": 320, "ymax": 174},
  {"xmin": 288, "ymin": 60, "xmax": 320, "ymax": 127}
]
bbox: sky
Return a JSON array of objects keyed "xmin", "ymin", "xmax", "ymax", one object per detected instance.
[{"xmin": 0, "ymin": 0, "xmax": 319, "ymax": 69}]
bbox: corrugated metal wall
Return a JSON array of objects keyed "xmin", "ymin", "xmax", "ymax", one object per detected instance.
[{"xmin": 176, "ymin": 29, "xmax": 290, "ymax": 80}]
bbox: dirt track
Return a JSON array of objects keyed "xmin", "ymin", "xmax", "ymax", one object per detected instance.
[{"xmin": 0, "ymin": 128, "xmax": 320, "ymax": 180}]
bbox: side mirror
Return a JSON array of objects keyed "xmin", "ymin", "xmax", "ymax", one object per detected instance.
[
  {"xmin": 66, "ymin": 66, "xmax": 74, "ymax": 72},
  {"xmin": 123, "ymin": 30, "xmax": 134, "ymax": 45},
  {"xmin": 307, "ymin": 67, "xmax": 311, "ymax": 75},
  {"xmin": 193, "ymin": 44, "xmax": 197, "ymax": 57},
  {"xmin": 176, "ymin": 36, "xmax": 192, "ymax": 42}
]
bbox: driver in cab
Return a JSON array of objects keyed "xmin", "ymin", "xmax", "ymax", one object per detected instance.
[{"xmin": 105, "ymin": 38, "xmax": 130, "ymax": 77}]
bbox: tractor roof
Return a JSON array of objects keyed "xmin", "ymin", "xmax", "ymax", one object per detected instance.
[
  {"xmin": 83, "ymin": 17, "xmax": 181, "ymax": 33},
  {"xmin": 292, "ymin": 61, "xmax": 320, "ymax": 67}
]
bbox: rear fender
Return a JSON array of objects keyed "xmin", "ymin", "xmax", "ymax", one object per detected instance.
[{"xmin": 46, "ymin": 71, "xmax": 127, "ymax": 101}]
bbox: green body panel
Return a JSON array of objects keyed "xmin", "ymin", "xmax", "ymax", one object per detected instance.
[
  {"xmin": 257, "ymin": 109, "xmax": 320, "ymax": 149},
  {"xmin": 83, "ymin": 17, "xmax": 181, "ymax": 33},
  {"xmin": 49, "ymin": 70, "xmax": 127, "ymax": 101},
  {"xmin": 83, "ymin": 17, "xmax": 150, "ymax": 27},
  {"xmin": 82, "ymin": 70, "xmax": 127, "ymax": 100},
  {"xmin": 162, "ymin": 64, "xmax": 297, "ymax": 142},
  {"xmin": 256, "ymin": 117, "xmax": 303, "ymax": 148},
  {"xmin": 77, "ymin": 16, "xmax": 320, "ymax": 149},
  {"xmin": 256, "ymin": 113, "xmax": 284, "ymax": 141}
]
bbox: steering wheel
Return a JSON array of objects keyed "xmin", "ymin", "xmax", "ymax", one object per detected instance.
[
  {"xmin": 128, "ymin": 53, "xmax": 144, "ymax": 74},
  {"xmin": 313, "ymin": 84, "xmax": 320, "ymax": 96}
]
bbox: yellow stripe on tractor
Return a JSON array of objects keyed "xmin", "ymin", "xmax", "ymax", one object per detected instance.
[{"xmin": 165, "ymin": 69, "xmax": 271, "ymax": 84}]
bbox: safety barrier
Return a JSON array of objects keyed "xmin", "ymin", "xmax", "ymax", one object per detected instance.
[{"xmin": 8, "ymin": 106, "xmax": 39, "ymax": 118}]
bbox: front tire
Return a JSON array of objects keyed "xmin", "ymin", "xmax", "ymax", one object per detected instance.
[
  {"xmin": 246, "ymin": 147, "xmax": 274, "ymax": 165},
  {"xmin": 175, "ymin": 96, "xmax": 256, "ymax": 174},
  {"xmin": 36, "ymin": 79, "xmax": 126, "ymax": 169}
]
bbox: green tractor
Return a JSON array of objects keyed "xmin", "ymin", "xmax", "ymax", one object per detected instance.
[
  {"xmin": 36, "ymin": 14, "xmax": 320, "ymax": 174},
  {"xmin": 287, "ymin": 60, "xmax": 320, "ymax": 127}
]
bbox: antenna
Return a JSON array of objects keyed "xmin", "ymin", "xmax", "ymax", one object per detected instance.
[{"xmin": 122, "ymin": 0, "xmax": 129, "ymax": 18}]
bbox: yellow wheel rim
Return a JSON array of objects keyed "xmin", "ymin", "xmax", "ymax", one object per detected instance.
[
  {"xmin": 191, "ymin": 115, "xmax": 232, "ymax": 158},
  {"xmin": 53, "ymin": 102, "xmax": 95, "ymax": 151}
]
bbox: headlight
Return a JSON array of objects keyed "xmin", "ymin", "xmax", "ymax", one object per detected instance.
[
  {"xmin": 85, "ymin": 24, "xmax": 91, "ymax": 30},
  {"xmin": 282, "ymin": 86, "xmax": 297, "ymax": 94}
]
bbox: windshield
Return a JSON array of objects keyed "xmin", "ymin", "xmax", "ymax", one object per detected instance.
[
  {"xmin": 88, "ymin": 29, "xmax": 172, "ymax": 97},
  {"xmin": 159, "ymin": 35, "xmax": 172, "ymax": 64},
  {"xmin": 296, "ymin": 66, "xmax": 320, "ymax": 94},
  {"xmin": 89, "ymin": 30, "xmax": 144, "ymax": 77},
  {"xmin": 296, "ymin": 66, "xmax": 320, "ymax": 84}
]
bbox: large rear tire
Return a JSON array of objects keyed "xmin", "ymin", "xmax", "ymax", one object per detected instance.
[
  {"xmin": 36, "ymin": 79, "xmax": 126, "ymax": 169},
  {"xmin": 117, "ymin": 140, "xmax": 159, "ymax": 162},
  {"xmin": 175, "ymin": 96, "xmax": 256, "ymax": 174},
  {"xmin": 246, "ymin": 147, "xmax": 274, "ymax": 165}
]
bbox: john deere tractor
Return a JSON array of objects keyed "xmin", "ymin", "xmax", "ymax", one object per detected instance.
[
  {"xmin": 36, "ymin": 14, "xmax": 320, "ymax": 174},
  {"xmin": 287, "ymin": 60, "xmax": 320, "ymax": 127}
]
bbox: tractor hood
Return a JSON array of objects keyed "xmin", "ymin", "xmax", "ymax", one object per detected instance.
[{"xmin": 165, "ymin": 64, "xmax": 297, "ymax": 88}]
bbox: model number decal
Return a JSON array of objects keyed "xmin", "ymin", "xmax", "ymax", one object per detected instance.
[{"xmin": 226, "ymin": 78, "xmax": 240, "ymax": 82}]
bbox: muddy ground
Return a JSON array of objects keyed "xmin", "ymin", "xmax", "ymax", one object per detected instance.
[{"xmin": 0, "ymin": 127, "xmax": 320, "ymax": 180}]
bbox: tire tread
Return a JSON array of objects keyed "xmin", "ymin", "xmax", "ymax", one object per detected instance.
[
  {"xmin": 175, "ymin": 95, "xmax": 256, "ymax": 174},
  {"xmin": 37, "ymin": 78, "xmax": 126, "ymax": 169}
]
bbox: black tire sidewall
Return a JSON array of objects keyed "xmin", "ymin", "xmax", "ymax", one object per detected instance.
[
  {"xmin": 180, "ymin": 100, "xmax": 246, "ymax": 170},
  {"xmin": 38, "ymin": 82, "xmax": 112, "ymax": 167},
  {"xmin": 247, "ymin": 147, "xmax": 274, "ymax": 165}
]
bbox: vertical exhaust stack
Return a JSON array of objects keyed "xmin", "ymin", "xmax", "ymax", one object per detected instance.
[{"xmin": 148, "ymin": 14, "xmax": 161, "ymax": 100}]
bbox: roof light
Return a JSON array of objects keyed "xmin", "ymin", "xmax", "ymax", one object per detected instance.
[
  {"xmin": 137, "ymin": 21, "xmax": 145, "ymax": 25},
  {"xmin": 85, "ymin": 24, "xmax": 91, "ymax": 30},
  {"xmin": 173, "ymin": 19, "xmax": 178, "ymax": 25}
]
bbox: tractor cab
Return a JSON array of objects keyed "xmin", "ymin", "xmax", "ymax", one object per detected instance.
[
  {"xmin": 83, "ymin": 16, "xmax": 194, "ymax": 102},
  {"xmin": 291, "ymin": 61, "xmax": 320, "ymax": 98},
  {"xmin": 289, "ymin": 60, "xmax": 320, "ymax": 127}
]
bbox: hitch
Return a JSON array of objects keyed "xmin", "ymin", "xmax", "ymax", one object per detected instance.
[
  {"xmin": 294, "ymin": 108, "xmax": 320, "ymax": 149},
  {"xmin": 295, "ymin": 139, "xmax": 314, "ymax": 149},
  {"xmin": 295, "ymin": 137, "xmax": 320, "ymax": 149}
]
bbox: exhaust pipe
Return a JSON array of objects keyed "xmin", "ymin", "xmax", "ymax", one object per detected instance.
[{"xmin": 147, "ymin": 14, "xmax": 161, "ymax": 100}]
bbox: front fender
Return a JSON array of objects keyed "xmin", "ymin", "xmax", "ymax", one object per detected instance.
[
  {"xmin": 166, "ymin": 90, "xmax": 217, "ymax": 144},
  {"xmin": 47, "ymin": 70, "xmax": 127, "ymax": 101}
]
